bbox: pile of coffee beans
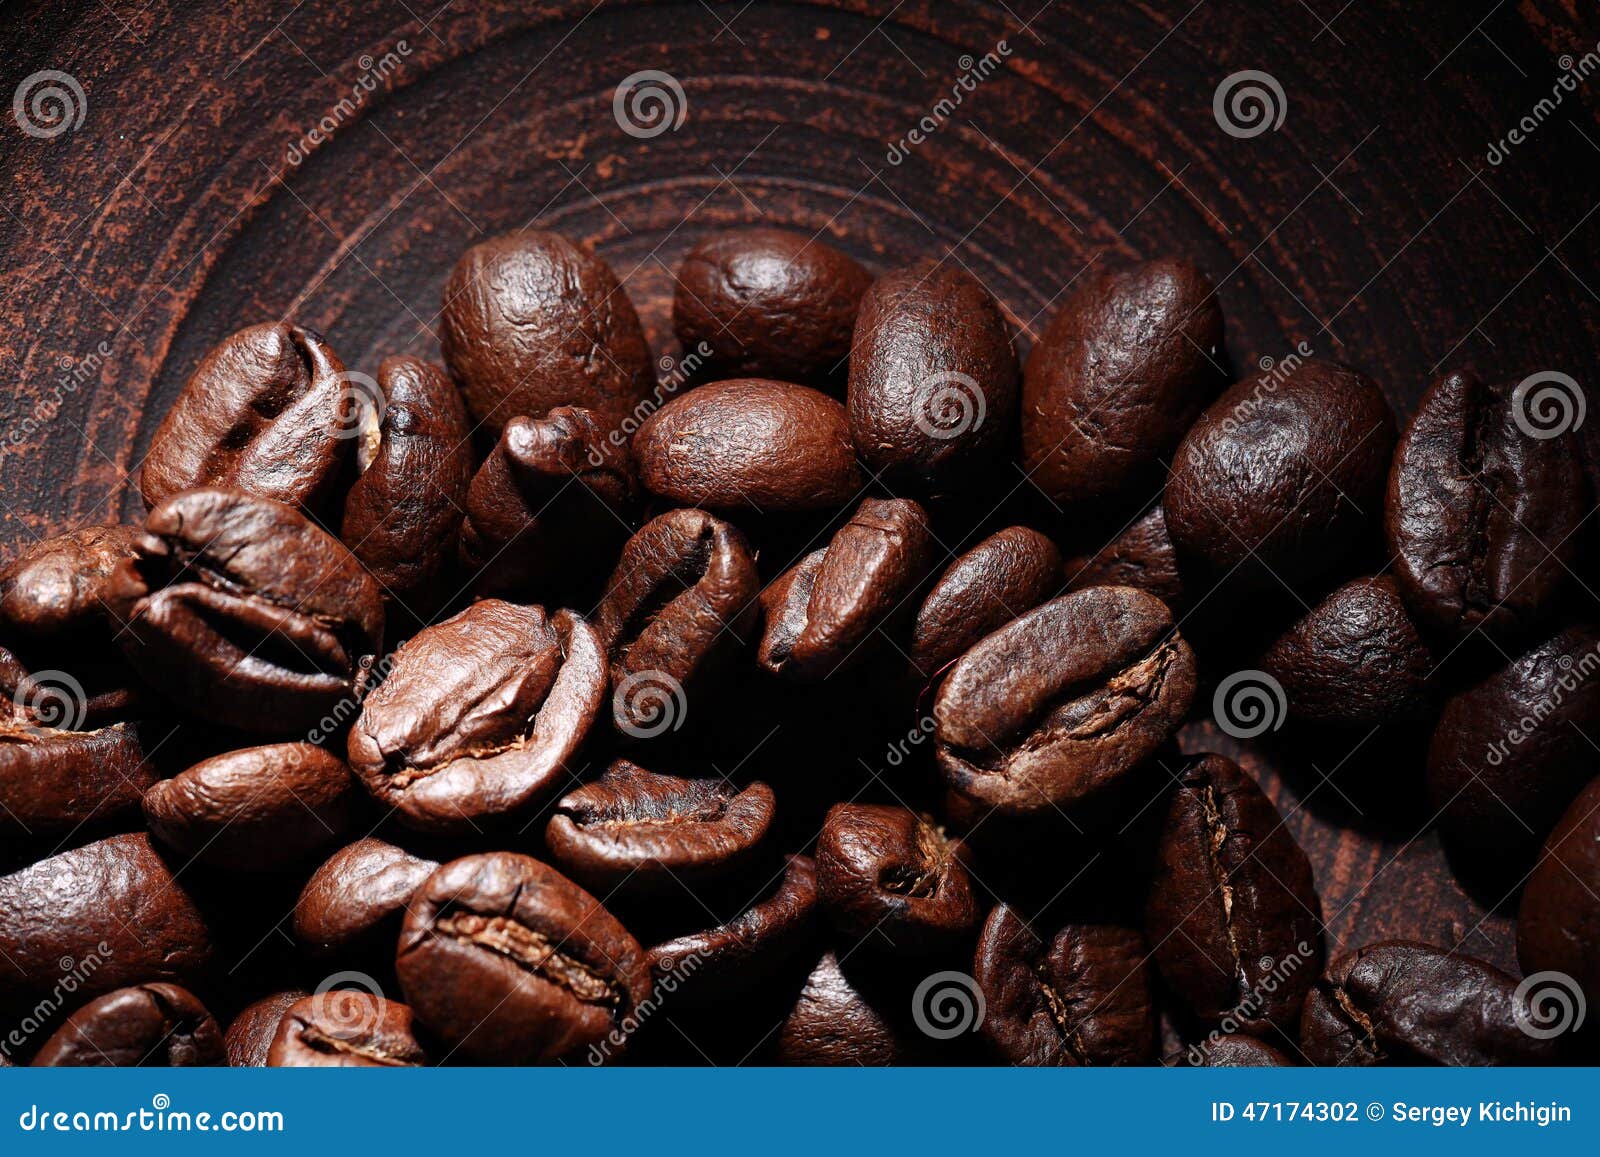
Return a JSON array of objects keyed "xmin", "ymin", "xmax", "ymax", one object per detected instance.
[{"xmin": 2, "ymin": 225, "xmax": 1595, "ymax": 1068}]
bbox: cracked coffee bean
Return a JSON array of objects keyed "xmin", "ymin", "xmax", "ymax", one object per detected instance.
[
  {"xmin": 31, "ymin": 983, "xmax": 223, "ymax": 1067},
  {"xmin": 225, "ymin": 991, "xmax": 310, "ymax": 1068},
  {"xmin": 267, "ymin": 991, "xmax": 427, "ymax": 1068},
  {"xmin": 0, "ymin": 720, "xmax": 156, "ymax": 835},
  {"xmin": 1518, "ymin": 777, "xmax": 1600, "ymax": 1015},
  {"xmin": 910, "ymin": 525, "xmax": 1061, "ymax": 679},
  {"xmin": 294, "ymin": 838, "xmax": 439, "ymax": 957}
]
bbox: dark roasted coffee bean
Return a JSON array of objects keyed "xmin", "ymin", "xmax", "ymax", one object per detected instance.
[
  {"xmin": 1064, "ymin": 505, "xmax": 1189, "ymax": 614},
  {"xmin": 294, "ymin": 838, "xmax": 439, "ymax": 957},
  {"xmin": 397, "ymin": 853, "xmax": 650, "ymax": 1064},
  {"xmin": 816, "ymin": 803, "xmax": 979, "ymax": 952},
  {"xmin": 143, "ymin": 742, "xmax": 356, "ymax": 871},
  {"xmin": 757, "ymin": 497, "xmax": 933, "ymax": 682},
  {"xmin": 848, "ymin": 261, "xmax": 1018, "ymax": 493},
  {"xmin": 0, "ymin": 720, "xmax": 156, "ymax": 834},
  {"xmin": 31, "ymin": 983, "xmax": 223, "ymax": 1067},
  {"xmin": 673, "ymin": 228, "xmax": 872, "ymax": 387},
  {"xmin": 1259, "ymin": 576, "xmax": 1434, "ymax": 727},
  {"xmin": 0, "ymin": 641, "xmax": 149, "ymax": 729},
  {"xmin": 267, "ymin": 991, "xmax": 426, "ymax": 1068},
  {"xmin": 974, "ymin": 903, "xmax": 1156, "ymax": 1066},
  {"xmin": 1170, "ymin": 1033, "xmax": 1295, "ymax": 1067},
  {"xmin": 934, "ymin": 587, "xmax": 1196, "ymax": 816},
  {"xmin": 460, "ymin": 406, "xmax": 634, "ymax": 599},
  {"xmin": 1146, "ymin": 753, "xmax": 1322, "ymax": 1034},
  {"xmin": 142, "ymin": 323, "xmax": 351, "ymax": 512},
  {"xmin": 349, "ymin": 601, "xmax": 604, "ymax": 833},
  {"xmin": 546, "ymin": 761, "xmax": 776, "ymax": 896},
  {"xmin": 1518, "ymin": 777, "xmax": 1600, "ymax": 1014},
  {"xmin": 774, "ymin": 950, "xmax": 930, "ymax": 1065},
  {"xmin": 634, "ymin": 378, "xmax": 863, "ymax": 512},
  {"xmin": 0, "ymin": 525, "xmax": 140, "ymax": 639},
  {"xmin": 1022, "ymin": 260, "xmax": 1224, "ymax": 507},
  {"xmin": 340, "ymin": 355, "xmax": 473, "ymax": 614},
  {"xmin": 593, "ymin": 509, "xmax": 758, "ymax": 733},
  {"xmin": 1426, "ymin": 624, "xmax": 1600, "ymax": 863},
  {"xmin": 1166, "ymin": 359, "xmax": 1396, "ymax": 590},
  {"xmin": 440, "ymin": 231, "xmax": 654, "ymax": 438},
  {"xmin": 1387, "ymin": 370, "xmax": 1586, "ymax": 643},
  {"xmin": 225, "ymin": 990, "xmax": 310, "ymax": 1067},
  {"xmin": 1300, "ymin": 940, "xmax": 1558, "ymax": 1065},
  {"xmin": 910, "ymin": 526, "xmax": 1060, "ymax": 678},
  {"xmin": 109, "ymin": 488, "xmax": 384, "ymax": 734}
]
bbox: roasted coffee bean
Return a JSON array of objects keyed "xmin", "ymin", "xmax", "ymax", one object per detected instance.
[
  {"xmin": 757, "ymin": 497, "xmax": 934, "ymax": 682},
  {"xmin": 848, "ymin": 261, "xmax": 1019, "ymax": 493},
  {"xmin": 634, "ymin": 378, "xmax": 863, "ymax": 512},
  {"xmin": 349, "ymin": 601, "xmax": 604, "ymax": 833},
  {"xmin": 460, "ymin": 406, "xmax": 634, "ymax": 599},
  {"xmin": 1518, "ymin": 778, "xmax": 1600, "ymax": 1013},
  {"xmin": 267, "ymin": 991, "xmax": 426, "ymax": 1068},
  {"xmin": 1426, "ymin": 624, "xmax": 1600, "ymax": 863},
  {"xmin": 143, "ymin": 742, "xmax": 357, "ymax": 871},
  {"xmin": 440, "ymin": 231, "xmax": 654, "ymax": 438},
  {"xmin": 774, "ymin": 950, "xmax": 930, "ymax": 1065},
  {"xmin": 1300, "ymin": 941, "xmax": 1557, "ymax": 1065},
  {"xmin": 1259, "ymin": 576, "xmax": 1434, "ymax": 727},
  {"xmin": 816, "ymin": 803, "xmax": 979, "ymax": 952},
  {"xmin": 340, "ymin": 355, "xmax": 473, "ymax": 613},
  {"xmin": 0, "ymin": 721, "xmax": 156, "ymax": 834},
  {"xmin": 910, "ymin": 526, "xmax": 1060, "ymax": 678},
  {"xmin": 0, "ymin": 640, "xmax": 149, "ymax": 729},
  {"xmin": 31, "ymin": 983, "xmax": 223, "ymax": 1067},
  {"xmin": 1387, "ymin": 370, "xmax": 1586, "ymax": 643},
  {"xmin": 396, "ymin": 853, "xmax": 650, "ymax": 1064},
  {"xmin": 546, "ymin": 761, "xmax": 776, "ymax": 896},
  {"xmin": 673, "ymin": 228, "xmax": 872, "ymax": 387},
  {"xmin": 1022, "ymin": 260, "xmax": 1224, "ymax": 507},
  {"xmin": 0, "ymin": 525, "xmax": 140, "ymax": 639},
  {"xmin": 109, "ymin": 488, "xmax": 384, "ymax": 734},
  {"xmin": 646, "ymin": 854, "xmax": 818, "ymax": 1001},
  {"xmin": 142, "ymin": 323, "xmax": 351, "ymax": 512},
  {"xmin": 1170, "ymin": 1034, "xmax": 1295, "ymax": 1067},
  {"xmin": 0, "ymin": 834, "xmax": 212, "ymax": 1012},
  {"xmin": 593, "ymin": 508, "xmax": 758, "ymax": 733},
  {"xmin": 934, "ymin": 587, "xmax": 1196, "ymax": 816},
  {"xmin": 294, "ymin": 838, "xmax": 439, "ymax": 957},
  {"xmin": 1146, "ymin": 754, "xmax": 1323, "ymax": 1034},
  {"xmin": 1064, "ymin": 505, "xmax": 1189, "ymax": 613},
  {"xmin": 974, "ymin": 904, "xmax": 1156, "ymax": 1066},
  {"xmin": 225, "ymin": 990, "xmax": 310, "ymax": 1067},
  {"xmin": 1166, "ymin": 360, "xmax": 1396, "ymax": 590}
]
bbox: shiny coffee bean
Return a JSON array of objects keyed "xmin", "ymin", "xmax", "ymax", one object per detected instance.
[
  {"xmin": 268, "ymin": 991, "xmax": 426, "ymax": 1068},
  {"xmin": 1517, "ymin": 776, "xmax": 1600, "ymax": 1014},
  {"xmin": 0, "ymin": 721, "xmax": 156, "ymax": 834},
  {"xmin": 910, "ymin": 526, "xmax": 1061, "ymax": 678},
  {"xmin": 0, "ymin": 525, "xmax": 140, "ymax": 640},
  {"xmin": 1259, "ymin": 576, "xmax": 1434, "ymax": 727},
  {"xmin": 1170, "ymin": 1034, "xmax": 1295, "ymax": 1067},
  {"xmin": 1022, "ymin": 260, "xmax": 1224, "ymax": 507},
  {"xmin": 31, "ymin": 983, "xmax": 223, "ymax": 1067},
  {"xmin": 440, "ymin": 231, "xmax": 654, "ymax": 438},
  {"xmin": 546, "ymin": 760, "xmax": 776, "ymax": 896},
  {"xmin": 1064, "ymin": 505, "xmax": 1190, "ymax": 614},
  {"xmin": 848, "ymin": 261, "xmax": 1018, "ymax": 493},
  {"xmin": 934, "ymin": 587, "xmax": 1196, "ymax": 816},
  {"xmin": 1146, "ymin": 753, "xmax": 1323, "ymax": 1034},
  {"xmin": 774, "ymin": 950, "xmax": 929, "ymax": 1065},
  {"xmin": 142, "ymin": 323, "xmax": 350, "ymax": 513},
  {"xmin": 974, "ymin": 903, "xmax": 1156, "ymax": 1066},
  {"xmin": 396, "ymin": 853, "xmax": 650, "ymax": 1064},
  {"xmin": 349, "ymin": 601, "xmax": 605, "ymax": 833},
  {"xmin": 816, "ymin": 803, "xmax": 980, "ymax": 952},
  {"xmin": 1300, "ymin": 941, "xmax": 1557, "ymax": 1065},
  {"xmin": 673, "ymin": 227, "xmax": 872, "ymax": 387},
  {"xmin": 1387, "ymin": 370, "xmax": 1586, "ymax": 643},
  {"xmin": 110, "ymin": 488, "xmax": 384, "ymax": 734},
  {"xmin": 1166, "ymin": 360, "xmax": 1396, "ymax": 590},
  {"xmin": 757, "ymin": 497, "xmax": 934, "ymax": 681},
  {"xmin": 294, "ymin": 838, "xmax": 439, "ymax": 957},
  {"xmin": 225, "ymin": 991, "xmax": 309, "ymax": 1067},
  {"xmin": 634, "ymin": 378, "xmax": 863, "ymax": 512}
]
